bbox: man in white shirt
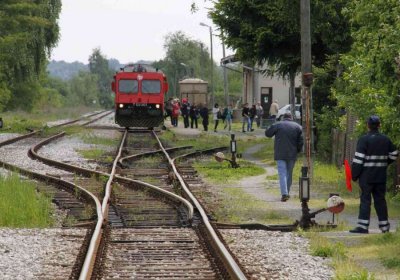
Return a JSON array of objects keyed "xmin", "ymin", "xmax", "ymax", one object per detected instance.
[{"xmin": 269, "ymin": 100, "xmax": 279, "ymax": 119}]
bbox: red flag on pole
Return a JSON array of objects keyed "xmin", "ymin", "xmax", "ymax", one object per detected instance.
[{"xmin": 344, "ymin": 159, "xmax": 352, "ymax": 192}]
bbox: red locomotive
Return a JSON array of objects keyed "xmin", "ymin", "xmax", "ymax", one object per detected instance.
[{"xmin": 111, "ymin": 64, "xmax": 168, "ymax": 128}]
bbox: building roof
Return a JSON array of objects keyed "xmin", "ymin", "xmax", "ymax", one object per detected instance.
[{"xmin": 179, "ymin": 78, "xmax": 208, "ymax": 84}]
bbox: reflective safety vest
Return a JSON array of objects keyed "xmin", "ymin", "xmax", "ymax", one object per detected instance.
[{"xmin": 352, "ymin": 130, "xmax": 398, "ymax": 184}]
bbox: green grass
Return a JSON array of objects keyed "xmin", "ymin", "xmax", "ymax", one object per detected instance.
[
  {"xmin": 74, "ymin": 131, "xmax": 119, "ymax": 163},
  {"xmin": 266, "ymin": 174, "xmax": 279, "ymax": 180},
  {"xmin": 0, "ymin": 174, "xmax": 54, "ymax": 227},
  {"xmin": 77, "ymin": 148, "xmax": 113, "ymax": 163},
  {"xmin": 214, "ymin": 186, "xmax": 292, "ymax": 224},
  {"xmin": 1, "ymin": 106, "xmax": 97, "ymax": 133},
  {"xmin": 304, "ymin": 231, "xmax": 376, "ymax": 280},
  {"xmin": 364, "ymin": 229, "xmax": 400, "ymax": 270},
  {"xmin": 160, "ymin": 130, "xmax": 230, "ymax": 150},
  {"xmin": 306, "ymin": 231, "xmax": 347, "ymax": 258},
  {"xmin": 248, "ymin": 140, "xmax": 275, "ymax": 161},
  {"xmin": 80, "ymin": 131, "xmax": 120, "ymax": 146},
  {"xmin": 193, "ymin": 158, "xmax": 265, "ymax": 184}
]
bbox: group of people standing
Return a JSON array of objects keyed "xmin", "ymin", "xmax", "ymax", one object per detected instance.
[
  {"xmin": 165, "ymin": 98, "xmax": 269, "ymax": 133},
  {"xmin": 211, "ymin": 103, "xmax": 234, "ymax": 132},
  {"xmin": 241, "ymin": 102, "xmax": 264, "ymax": 132},
  {"xmin": 164, "ymin": 97, "xmax": 209, "ymax": 131}
]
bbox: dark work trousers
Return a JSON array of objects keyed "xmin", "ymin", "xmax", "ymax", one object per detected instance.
[
  {"xmin": 214, "ymin": 120, "xmax": 219, "ymax": 131},
  {"xmin": 357, "ymin": 183, "xmax": 389, "ymax": 231},
  {"xmin": 183, "ymin": 115, "xmax": 190, "ymax": 128},
  {"xmin": 202, "ymin": 119, "xmax": 208, "ymax": 131},
  {"xmin": 190, "ymin": 117, "xmax": 198, "ymax": 128}
]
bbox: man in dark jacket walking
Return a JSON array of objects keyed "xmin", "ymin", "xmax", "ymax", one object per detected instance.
[
  {"xmin": 265, "ymin": 112, "xmax": 303, "ymax": 201},
  {"xmin": 199, "ymin": 103, "xmax": 209, "ymax": 131},
  {"xmin": 350, "ymin": 115, "xmax": 398, "ymax": 234}
]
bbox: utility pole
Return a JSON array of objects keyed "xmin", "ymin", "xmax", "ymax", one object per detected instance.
[
  {"xmin": 222, "ymin": 40, "xmax": 229, "ymax": 106},
  {"xmin": 200, "ymin": 22, "xmax": 214, "ymax": 107},
  {"xmin": 300, "ymin": 0, "xmax": 313, "ymax": 176},
  {"xmin": 210, "ymin": 26, "xmax": 214, "ymax": 106}
]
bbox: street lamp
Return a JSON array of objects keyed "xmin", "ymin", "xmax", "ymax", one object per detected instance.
[
  {"xmin": 200, "ymin": 22, "xmax": 214, "ymax": 107},
  {"xmin": 180, "ymin": 62, "xmax": 189, "ymax": 78}
]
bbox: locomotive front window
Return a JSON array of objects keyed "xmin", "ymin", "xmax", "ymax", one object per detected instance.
[
  {"xmin": 142, "ymin": 80, "xmax": 161, "ymax": 94},
  {"xmin": 118, "ymin": 79, "xmax": 138, "ymax": 94}
]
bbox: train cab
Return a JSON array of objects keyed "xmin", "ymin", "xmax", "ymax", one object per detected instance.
[{"xmin": 112, "ymin": 64, "xmax": 168, "ymax": 128}]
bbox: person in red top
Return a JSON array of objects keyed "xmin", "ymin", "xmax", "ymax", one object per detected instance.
[{"xmin": 171, "ymin": 99, "xmax": 180, "ymax": 127}]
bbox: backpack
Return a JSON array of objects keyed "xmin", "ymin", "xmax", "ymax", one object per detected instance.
[
  {"xmin": 222, "ymin": 108, "xmax": 228, "ymax": 120},
  {"xmin": 217, "ymin": 110, "xmax": 222, "ymax": 119}
]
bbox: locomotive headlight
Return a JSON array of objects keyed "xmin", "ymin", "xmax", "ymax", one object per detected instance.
[
  {"xmin": 155, "ymin": 104, "xmax": 160, "ymax": 109},
  {"xmin": 119, "ymin": 104, "xmax": 124, "ymax": 108}
]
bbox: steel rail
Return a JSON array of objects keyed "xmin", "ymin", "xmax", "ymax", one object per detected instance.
[
  {"xmin": 119, "ymin": 145, "xmax": 193, "ymax": 165},
  {"xmin": 0, "ymin": 110, "xmax": 110, "ymax": 149},
  {"xmin": 80, "ymin": 110, "xmax": 113, "ymax": 126},
  {"xmin": 25, "ymin": 128, "xmax": 194, "ymax": 277},
  {"xmin": 114, "ymin": 176, "xmax": 194, "ymax": 221},
  {"xmin": 0, "ymin": 131, "xmax": 38, "ymax": 148},
  {"xmin": 50, "ymin": 110, "xmax": 109, "ymax": 128},
  {"xmin": 29, "ymin": 132, "xmax": 194, "ymax": 220},
  {"xmin": 78, "ymin": 130, "xmax": 127, "ymax": 280},
  {"xmin": 152, "ymin": 131, "xmax": 247, "ymax": 280},
  {"xmin": 172, "ymin": 146, "xmax": 227, "ymax": 161}
]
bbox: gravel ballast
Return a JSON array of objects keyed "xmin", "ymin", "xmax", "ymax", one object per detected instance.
[
  {"xmin": 221, "ymin": 229, "xmax": 333, "ymax": 279},
  {"xmin": 0, "ymin": 115, "xmax": 336, "ymax": 279},
  {"xmin": 0, "ymin": 228, "xmax": 86, "ymax": 279}
]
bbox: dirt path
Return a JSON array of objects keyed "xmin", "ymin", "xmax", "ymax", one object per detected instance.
[
  {"xmin": 240, "ymin": 143, "xmax": 399, "ymax": 232},
  {"xmin": 239, "ymin": 144, "xmax": 399, "ymax": 279}
]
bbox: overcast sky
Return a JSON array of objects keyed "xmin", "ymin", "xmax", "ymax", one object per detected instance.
[{"xmin": 50, "ymin": 0, "xmax": 231, "ymax": 64}]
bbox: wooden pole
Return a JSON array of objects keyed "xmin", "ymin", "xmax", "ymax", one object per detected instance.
[{"xmin": 300, "ymin": 0, "xmax": 313, "ymax": 177}]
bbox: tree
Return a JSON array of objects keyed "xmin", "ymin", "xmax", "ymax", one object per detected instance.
[
  {"xmin": 153, "ymin": 31, "xmax": 213, "ymax": 98},
  {"xmin": 334, "ymin": 0, "xmax": 400, "ymax": 145},
  {"xmin": 0, "ymin": 0, "xmax": 61, "ymax": 111},
  {"xmin": 210, "ymin": 0, "xmax": 352, "ymax": 112},
  {"xmin": 68, "ymin": 71, "xmax": 99, "ymax": 107},
  {"xmin": 88, "ymin": 48, "xmax": 114, "ymax": 108}
]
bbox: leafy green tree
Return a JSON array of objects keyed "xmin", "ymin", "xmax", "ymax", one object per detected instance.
[
  {"xmin": 88, "ymin": 48, "xmax": 114, "ymax": 108},
  {"xmin": 153, "ymin": 31, "xmax": 243, "ymax": 105},
  {"xmin": 0, "ymin": 81, "xmax": 11, "ymax": 112},
  {"xmin": 153, "ymin": 31, "xmax": 214, "ymax": 98},
  {"xmin": 45, "ymin": 76, "xmax": 70, "ymax": 98},
  {"xmin": 68, "ymin": 71, "xmax": 99, "ymax": 107},
  {"xmin": 334, "ymin": 0, "xmax": 400, "ymax": 145},
  {"xmin": 0, "ymin": 0, "xmax": 61, "ymax": 111},
  {"xmin": 210, "ymin": 0, "xmax": 352, "ymax": 111}
]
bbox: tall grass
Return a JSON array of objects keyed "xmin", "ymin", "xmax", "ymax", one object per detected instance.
[
  {"xmin": 0, "ymin": 174, "xmax": 54, "ymax": 227},
  {"xmin": 193, "ymin": 159, "xmax": 265, "ymax": 184}
]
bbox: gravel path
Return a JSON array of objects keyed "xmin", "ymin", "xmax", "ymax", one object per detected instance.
[
  {"xmin": 0, "ymin": 228, "xmax": 86, "ymax": 280},
  {"xmin": 221, "ymin": 229, "xmax": 333, "ymax": 280}
]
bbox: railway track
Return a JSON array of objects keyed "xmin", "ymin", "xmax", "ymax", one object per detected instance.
[
  {"xmin": 1, "ymin": 112, "xmax": 248, "ymax": 279},
  {"xmin": 31, "ymin": 128, "xmax": 247, "ymax": 279},
  {"xmin": 0, "ymin": 111, "xmax": 111, "ymax": 278}
]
